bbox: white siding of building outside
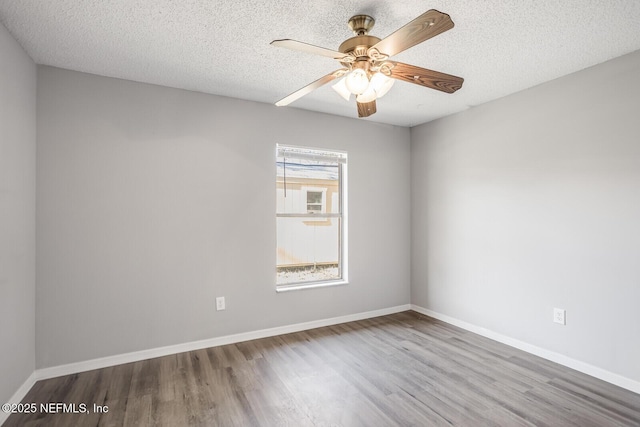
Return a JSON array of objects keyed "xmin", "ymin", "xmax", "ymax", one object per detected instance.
[{"xmin": 276, "ymin": 185, "xmax": 339, "ymax": 267}]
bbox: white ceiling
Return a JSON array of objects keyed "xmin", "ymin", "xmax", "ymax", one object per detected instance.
[{"xmin": 1, "ymin": 1, "xmax": 640, "ymax": 127}]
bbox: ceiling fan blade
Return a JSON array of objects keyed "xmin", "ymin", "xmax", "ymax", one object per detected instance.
[
  {"xmin": 372, "ymin": 10, "xmax": 454, "ymax": 57},
  {"xmin": 389, "ymin": 62, "xmax": 463, "ymax": 94},
  {"xmin": 275, "ymin": 69, "xmax": 347, "ymax": 106},
  {"xmin": 357, "ymin": 99, "xmax": 377, "ymax": 117},
  {"xmin": 271, "ymin": 39, "xmax": 348, "ymax": 60}
]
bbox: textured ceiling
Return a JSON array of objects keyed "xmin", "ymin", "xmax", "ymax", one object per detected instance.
[{"xmin": 1, "ymin": 0, "xmax": 640, "ymax": 127}]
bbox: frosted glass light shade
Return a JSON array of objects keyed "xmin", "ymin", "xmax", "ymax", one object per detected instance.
[
  {"xmin": 356, "ymin": 86, "xmax": 376, "ymax": 103},
  {"xmin": 370, "ymin": 72, "xmax": 395, "ymax": 98},
  {"xmin": 331, "ymin": 78, "xmax": 351, "ymax": 101},
  {"xmin": 345, "ymin": 68, "xmax": 369, "ymax": 95}
]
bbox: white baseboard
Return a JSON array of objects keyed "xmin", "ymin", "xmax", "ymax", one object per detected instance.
[
  {"xmin": 36, "ymin": 304, "xmax": 411, "ymax": 381},
  {"xmin": 411, "ymin": 304, "xmax": 640, "ymax": 395},
  {"xmin": 0, "ymin": 371, "xmax": 37, "ymax": 426}
]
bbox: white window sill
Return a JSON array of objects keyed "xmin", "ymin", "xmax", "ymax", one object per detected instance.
[{"xmin": 276, "ymin": 280, "xmax": 349, "ymax": 293}]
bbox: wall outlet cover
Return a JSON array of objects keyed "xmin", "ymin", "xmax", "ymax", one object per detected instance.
[{"xmin": 553, "ymin": 308, "xmax": 566, "ymax": 325}]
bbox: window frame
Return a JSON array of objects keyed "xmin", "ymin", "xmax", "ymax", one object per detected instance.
[{"xmin": 275, "ymin": 144, "xmax": 348, "ymax": 292}]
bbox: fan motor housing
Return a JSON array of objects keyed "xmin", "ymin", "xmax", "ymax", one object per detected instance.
[{"xmin": 338, "ymin": 35, "xmax": 381, "ymax": 57}]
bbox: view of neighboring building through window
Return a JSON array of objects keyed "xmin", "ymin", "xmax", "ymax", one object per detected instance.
[
  {"xmin": 306, "ymin": 190, "xmax": 324, "ymax": 213},
  {"xmin": 276, "ymin": 145, "xmax": 346, "ymax": 288}
]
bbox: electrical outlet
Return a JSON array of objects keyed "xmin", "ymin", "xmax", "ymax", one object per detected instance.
[
  {"xmin": 553, "ymin": 308, "xmax": 566, "ymax": 325},
  {"xmin": 216, "ymin": 297, "xmax": 225, "ymax": 311}
]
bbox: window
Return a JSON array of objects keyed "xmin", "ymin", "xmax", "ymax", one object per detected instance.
[
  {"xmin": 276, "ymin": 144, "xmax": 347, "ymax": 289},
  {"xmin": 306, "ymin": 190, "xmax": 324, "ymax": 213}
]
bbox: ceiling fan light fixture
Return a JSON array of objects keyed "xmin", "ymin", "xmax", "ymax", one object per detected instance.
[
  {"xmin": 332, "ymin": 78, "xmax": 351, "ymax": 101},
  {"xmin": 344, "ymin": 68, "xmax": 369, "ymax": 95},
  {"xmin": 370, "ymin": 72, "xmax": 395, "ymax": 98}
]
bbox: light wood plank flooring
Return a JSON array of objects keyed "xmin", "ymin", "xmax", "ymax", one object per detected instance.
[{"xmin": 5, "ymin": 311, "xmax": 640, "ymax": 426}]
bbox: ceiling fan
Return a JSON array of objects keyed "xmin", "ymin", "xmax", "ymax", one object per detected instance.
[{"xmin": 271, "ymin": 9, "xmax": 464, "ymax": 118}]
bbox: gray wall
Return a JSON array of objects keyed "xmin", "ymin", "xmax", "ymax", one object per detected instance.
[
  {"xmin": 36, "ymin": 66, "xmax": 411, "ymax": 368},
  {"xmin": 0, "ymin": 23, "xmax": 36, "ymax": 402},
  {"xmin": 411, "ymin": 50, "xmax": 640, "ymax": 382}
]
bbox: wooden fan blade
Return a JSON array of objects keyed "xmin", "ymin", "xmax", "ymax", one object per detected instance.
[
  {"xmin": 275, "ymin": 69, "xmax": 347, "ymax": 106},
  {"xmin": 372, "ymin": 10, "xmax": 454, "ymax": 57},
  {"xmin": 390, "ymin": 62, "xmax": 463, "ymax": 93},
  {"xmin": 357, "ymin": 99, "xmax": 377, "ymax": 117},
  {"xmin": 271, "ymin": 39, "xmax": 347, "ymax": 60}
]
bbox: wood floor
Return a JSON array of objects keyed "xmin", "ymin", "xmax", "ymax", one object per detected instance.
[{"xmin": 5, "ymin": 311, "xmax": 640, "ymax": 426}]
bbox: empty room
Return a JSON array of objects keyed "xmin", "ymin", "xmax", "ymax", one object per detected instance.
[{"xmin": 1, "ymin": 1, "xmax": 639, "ymax": 426}]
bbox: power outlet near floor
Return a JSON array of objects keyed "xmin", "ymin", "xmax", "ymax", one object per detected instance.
[
  {"xmin": 553, "ymin": 308, "xmax": 566, "ymax": 325},
  {"xmin": 216, "ymin": 296, "xmax": 226, "ymax": 311}
]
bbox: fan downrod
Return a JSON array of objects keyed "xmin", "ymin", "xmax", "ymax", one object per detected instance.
[{"xmin": 348, "ymin": 15, "xmax": 375, "ymax": 35}]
